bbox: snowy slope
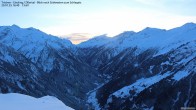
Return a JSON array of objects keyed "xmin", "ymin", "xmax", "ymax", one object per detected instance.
[
  {"xmin": 0, "ymin": 23, "xmax": 196, "ymax": 110},
  {"xmin": 0, "ymin": 93, "xmax": 74, "ymax": 110},
  {"xmin": 87, "ymin": 40, "xmax": 196, "ymax": 109},
  {"xmin": 78, "ymin": 22, "xmax": 196, "ymax": 55},
  {"xmin": 0, "ymin": 25, "xmax": 102, "ymax": 109},
  {"xmin": 0, "ymin": 25, "xmax": 82, "ymax": 73},
  {"xmin": 84, "ymin": 23, "xmax": 196, "ymax": 109},
  {"xmin": 0, "ymin": 25, "xmax": 75, "ymax": 63},
  {"xmin": 77, "ymin": 22, "xmax": 196, "ymax": 71},
  {"xmin": 0, "ymin": 25, "xmax": 73, "ymax": 49},
  {"xmin": 78, "ymin": 34, "xmax": 111, "ymax": 48}
]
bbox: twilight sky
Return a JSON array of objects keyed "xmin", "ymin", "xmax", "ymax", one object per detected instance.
[{"xmin": 0, "ymin": 0, "xmax": 196, "ymax": 44}]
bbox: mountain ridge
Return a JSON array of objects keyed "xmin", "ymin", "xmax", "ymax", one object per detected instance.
[{"xmin": 0, "ymin": 22, "xmax": 195, "ymax": 110}]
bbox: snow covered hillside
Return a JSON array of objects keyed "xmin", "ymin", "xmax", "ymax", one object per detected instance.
[
  {"xmin": 0, "ymin": 23, "xmax": 195, "ymax": 110},
  {"xmin": 78, "ymin": 23, "xmax": 196, "ymax": 53},
  {"xmin": 0, "ymin": 93, "xmax": 73, "ymax": 110},
  {"xmin": 0, "ymin": 25, "xmax": 102, "ymax": 110},
  {"xmin": 81, "ymin": 23, "xmax": 196, "ymax": 109}
]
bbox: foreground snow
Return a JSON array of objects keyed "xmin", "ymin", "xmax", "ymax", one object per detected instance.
[{"xmin": 0, "ymin": 93, "xmax": 74, "ymax": 110}]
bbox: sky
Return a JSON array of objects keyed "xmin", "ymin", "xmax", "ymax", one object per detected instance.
[{"xmin": 0, "ymin": 0, "xmax": 196, "ymax": 44}]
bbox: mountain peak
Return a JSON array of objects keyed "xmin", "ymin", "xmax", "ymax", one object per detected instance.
[
  {"xmin": 116, "ymin": 31, "xmax": 135, "ymax": 36},
  {"xmin": 11, "ymin": 24, "xmax": 19, "ymax": 27},
  {"xmin": 78, "ymin": 34, "xmax": 111, "ymax": 48},
  {"xmin": 181, "ymin": 22, "xmax": 196, "ymax": 28},
  {"xmin": 169, "ymin": 22, "xmax": 196, "ymax": 32},
  {"xmin": 91, "ymin": 34, "xmax": 109, "ymax": 40},
  {"xmin": 141, "ymin": 27, "xmax": 165, "ymax": 33},
  {"xmin": 11, "ymin": 24, "xmax": 20, "ymax": 29}
]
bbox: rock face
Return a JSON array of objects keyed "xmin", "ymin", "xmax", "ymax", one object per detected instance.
[{"xmin": 0, "ymin": 23, "xmax": 196, "ymax": 110}]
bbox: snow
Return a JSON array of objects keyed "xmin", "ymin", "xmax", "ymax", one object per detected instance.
[
  {"xmin": 2, "ymin": 54, "xmax": 15, "ymax": 64},
  {"xmin": 1, "ymin": 23, "xmax": 195, "ymax": 64},
  {"xmin": 78, "ymin": 34, "xmax": 111, "ymax": 48},
  {"xmin": 143, "ymin": 106, "xmax": 154, "ymax": 110},
  {"xmin": 184, "ymin": 73, "xmax": 194, "ymax": 107},
  {"xmin": 171, "ymin": 42, "xmax": 195, "ymax": 81},
  {"xmin": 0, "ymin": 24, "xmax": 74, "ymax": 56},
  {"xmin": 0, "ymin": 93, "xmax": 74, "ymax": 110},
  {"xmin": 149, "ymin": 106, "xmax": 154, "ymax": 110},
  {"xmin": 149, "ymin": 65, "xmax": 154, "ymax": 74},
  {"xmin": 177, "ymin": 52, "xmax": 196, "ymax": 64},
  {"xmin": 110, "ymin": 72, "xmax": 171, "ymax": 99},
  {"xmin": 173, "ymin": 92, "xmax": 181, "ymax": 105},
  {"xmin": 87, "ymin": 82, "xmax": 108, "ymax": 110},
  {"xmin": 115, "ymin": 23, "xmax": 196, "ymax": 55},
  {"xmin": 87, "ymin": 91, "xmax": 101, "ymax": 110},
  {"xmin": 0, "ymin": 25, "xmax": 77, "ymax": 72},
  {"xmin": 16, "ymin": 81, "xmax": 25, "ymax": 90},
  {"xmin": 172, "ymin": 71, "xmax": 190, "ymax": 81},
  {"xmin": 78, "ymin": 23, "xmax": 196, "ymax": 57},
  {"xmin": 0, "ymin": 46, "xmax": 15, "ymax": 65}
]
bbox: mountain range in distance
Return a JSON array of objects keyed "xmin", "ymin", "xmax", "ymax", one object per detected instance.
[{"xmin": 0, "ymin": 22, "xmax": 195, "ymax": 110}]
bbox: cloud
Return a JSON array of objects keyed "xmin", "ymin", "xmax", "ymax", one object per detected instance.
[{"xmin": 62, "ymin": 33, "xmax": 93, "ymax": 44}]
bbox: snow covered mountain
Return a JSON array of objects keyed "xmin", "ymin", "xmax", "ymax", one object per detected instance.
[
  {"xmin": 0, "ymin": 25, "xmax": 75, "ymax": 71},
  {"xmin": 0, "ymin": 25, "xmax": 102, "ymax": 109},
  {"xmin": 77, "ymin": 23, "xmax": 196, "ymax": 69},
  {"xmin": 78, "ymin": 34, "xmax": 111, "ymax": 48},
  {"xmin": 0, "ymin": 93, "xmax": 73, "ymax": 110},
  {"xmin": 78, "ymin": 23, "xmax": 196, "ymax": 109},
  {"xmin": 0, "ymin": 23, "xmax": 196, "ymax": 110}
]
